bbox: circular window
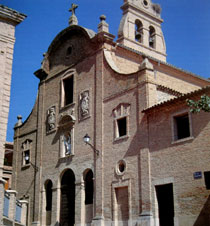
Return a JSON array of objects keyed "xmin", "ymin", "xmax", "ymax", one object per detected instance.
[
  {"xmin": 116, "ymin": 160, "xmax": 126, "ymax": 176},
  {"xmin": 143, "ymin": 0, "xmax": 148, "ymax": 6},
  {"xmin": 142, "ymin": 0, "xmax": 149, "ymax": 8}
]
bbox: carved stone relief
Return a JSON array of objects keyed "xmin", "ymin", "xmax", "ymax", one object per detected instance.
[
  {"xmin": 79, "ymin": 90, "xmax": 90, "ymax": 119},
  {"xmin": 46, "ymin": 106, "xmax": 56, "ymax": 132}
]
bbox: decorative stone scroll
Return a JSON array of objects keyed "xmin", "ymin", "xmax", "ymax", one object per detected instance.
[
  {"xmin": 46, "ymin": 106, "xmax": 56, "ymax": 133},
  {"xmin": 79, "ymin": 90, "xmax": 90, "ymax": 120}
]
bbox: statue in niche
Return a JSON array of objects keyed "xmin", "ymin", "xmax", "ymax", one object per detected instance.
[
  {"xmin": 47, "ymin": 106, "xmax": 56, "ymax": 132},
  {"xmin": 64, "ymin": 132, "xmax": 71, "ymax": 155},
  {"xmin": 80, "ymin": 91, "xmax": 89, "ymax": 117}
]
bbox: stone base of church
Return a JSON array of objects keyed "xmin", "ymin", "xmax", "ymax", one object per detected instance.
[
  {"xmin": 32, "ymin": 221, "xmax": 40, "ymax": 226},
  {"xmin": 137, "ymin": 212, "xmax": 154, "ymax": 226},
  {"xmin": 91, "ymin": 216, "xmax": 105, "ymax": 226}
]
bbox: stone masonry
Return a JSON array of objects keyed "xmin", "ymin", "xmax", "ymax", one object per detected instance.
[
  {"xmin": 0, "ymin": 5, "xmax": 26, "ymax": 226},
  {"xmin": 12, "ymin": 1, "xmax": 210, "ymax": 226}
]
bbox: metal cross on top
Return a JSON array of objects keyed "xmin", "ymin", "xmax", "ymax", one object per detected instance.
[{"xmin": 69, "ymin": 3, "xmax": 78, "ymax": 16}]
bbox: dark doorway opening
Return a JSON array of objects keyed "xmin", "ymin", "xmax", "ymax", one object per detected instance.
[
  {"xmin": 60, "ymin": 169, "xmax": 75, "ymax": 226},
  {"xmin": 85, "ymin": 170, "xmax": 94, "ymax": 205},
  {"xmin": 45, "ymin": 180, "xmax": 53, "ymax": 225},
  {"xmin": 155, "ymin": 183, "xmax": 174, "ymax": 226}
]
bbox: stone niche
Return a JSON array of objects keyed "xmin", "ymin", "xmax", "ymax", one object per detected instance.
[
  {"xmin": 79, "ymin": 90, "xmax": 90, "ymax": 120},
  {"xmin": 46, "ymin": 106, "xmax": 56, "ymax": 133}
]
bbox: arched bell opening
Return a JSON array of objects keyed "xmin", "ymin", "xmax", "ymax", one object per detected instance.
[
  {"xmin": 149, "ymin": 26, "xmax": 156, "ymax": 48},
  {"xmin": 135, "ymin": 19, "xmax": 143, "ymax": 43}
]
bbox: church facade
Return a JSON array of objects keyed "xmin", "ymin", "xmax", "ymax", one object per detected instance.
[{"xmin": 12, "ymin": 1, "xmax": 210, "ymax": 226}]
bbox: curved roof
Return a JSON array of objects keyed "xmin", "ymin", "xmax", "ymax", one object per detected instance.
[{"xmin": 47, "ymin": 25, "xmax": 96, "ymax": 56}]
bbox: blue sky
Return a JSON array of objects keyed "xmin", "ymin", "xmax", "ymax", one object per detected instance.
[{"xmin": 1, "ymin": 0, "xmax": 210, "ymax": 141}]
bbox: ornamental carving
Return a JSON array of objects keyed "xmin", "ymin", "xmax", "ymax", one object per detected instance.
[
  {"xmin": 79, "ymin": 90, "xmax": 90, "ymax": 119},
  {"xmin": 46, "ymin": 106, "xmax": 56, "ymax": 132}
]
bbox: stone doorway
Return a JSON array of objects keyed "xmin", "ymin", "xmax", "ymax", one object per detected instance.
[
  {"xmin": 60, "ymin": 169, "xmax": 75, "ymax": 226},
  {"xmin": 115, "ymin": 186, "xmax": 129, "ymax": 226},
  {"xmin": 155, "ymin": 183, "xmax": 174, "ymax": 226}
]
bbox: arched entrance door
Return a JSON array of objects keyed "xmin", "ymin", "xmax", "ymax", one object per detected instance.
[{"xmin": 60, "ymin": 169, "xmax": 75, "ymax": 226}]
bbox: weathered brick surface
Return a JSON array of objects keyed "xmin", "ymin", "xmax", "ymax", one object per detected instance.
[
  {"xmin": 12, "ymin": 2, "xmax": 210, "ymax": 226},
  {"xmin": 0, "ymin": 5, "xmax": 26, "ymax": 226}
]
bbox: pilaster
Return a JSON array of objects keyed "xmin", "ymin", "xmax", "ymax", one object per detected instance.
[
  {"xmin": 75, "ymin": 180, "xmax": 85, "ymax": 225},
  {"xmin": 93, "ymin": 48, "xmax": 105, "ymax": 225},
  {"xmin": 138, "ymin": 148, "xmax": 153, "ymax": 226},
  {"xmin": 19, "ymin": 200, "xmax": 28, "ymax": 225},
  {"xmin": 0, "ymin": 178, "xmax": 6, "ymax": 226},
  {"xmin": 51, "ymin": 186, "xmax": 61, "ymax": 225},
  {"xmin": 7, "ymin": 190, "xmax": 17, "ymax": 220}
]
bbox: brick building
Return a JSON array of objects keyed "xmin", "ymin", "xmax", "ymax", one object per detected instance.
[
  {"xmin": 0, "ymin": 5, "xmax": 26, "ymax": 225},
  {"xmin": 3, "ymin": 142, "xmax": 13, "ymax": 190},
  {"xmin": 12, "ymin": 1, "xmax": 210, "ymax": 226}
]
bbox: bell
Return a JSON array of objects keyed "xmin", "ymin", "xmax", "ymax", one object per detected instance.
[{"xmin": 135, "ymin": 31, "xmax": 141, "ymax": 41}]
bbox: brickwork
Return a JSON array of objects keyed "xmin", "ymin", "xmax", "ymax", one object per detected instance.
[
  {"xmin": 12, "ymin": 1, "xmax": 210, "ymax": 226},
  {"xmin": 0, "ymin": 5, "xmax": 26, "ymax": 226},
  {"xmin": 0, "ymin": 5, "xmax": 26, "ymax": 175}
]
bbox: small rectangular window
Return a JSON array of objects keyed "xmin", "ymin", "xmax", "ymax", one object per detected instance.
[
  {"xmin": 117, "ymin": 117, "xmax": 127, "ymax": 137},
  {"xmin": 63, "ymin": 76, "xmax": 73, "ymax": 106},
  {"xmin": 23, "ymin": 150, "xmax": 30, "ymax": 166},
  {"xmin": 204, "ymin": 172, "xmax": 210, "ymax": 190},
  {"xmin": 174, "ymin": 114, "xmax": 190, "ymax": 140}
]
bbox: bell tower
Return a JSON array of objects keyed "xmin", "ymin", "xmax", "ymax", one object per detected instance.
[{"xmin": 117, "ymin": 0, "xmax": 166, "ymax": 62}]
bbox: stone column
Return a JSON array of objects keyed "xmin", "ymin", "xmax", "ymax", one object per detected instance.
[
  {"xmin": 75, "ymin": 180, "xmax": 85, "ymax": 226},
  {"xmin": 142, "ymin": 27, "xmax": 149, "ymax": 46},
  {"xmin": 51, "ymin": 185, "xmax": 61, "ymax": 225},
  {"xmin": 19, "ymin": 200, "xmax": 28, "ymax": 225},
  {"xmin": 0, "ymin": 178, "xmax": 6, "ymax": 226},
  {"xmin": 7, "ymin": 190, "xmax": 18, "ymax": 221}
]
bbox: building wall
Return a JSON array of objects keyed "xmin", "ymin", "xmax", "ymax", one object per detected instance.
[
  {"xmin": 11, "ymin": 4, "xmax": 210, "ymax": 226},
  {"xmin": 147, "ymin": 104, "xmax": 210, "ymax": 226},
  {"xmin": 0, "ymin": 19, "xmax": 15, "ymax": 178},
  {"xmin": 0, "ymin": 5, "xmax": 26, "ymax": 226},
  {"xmin": 0, "ymin": 5, "xmax": 26, "ymax": 177}
]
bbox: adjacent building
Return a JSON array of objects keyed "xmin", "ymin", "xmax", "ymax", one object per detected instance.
[
  {"xmin": 0, "ymin": 5, "xmax": 26, "ymax": 226},
  {"xmin": 12, "ymin": 1, "xmax": 210, "ymax": 226},
  {"xmin": 3, "ymin": 141, "xmax": 13, "ymax": 190}
]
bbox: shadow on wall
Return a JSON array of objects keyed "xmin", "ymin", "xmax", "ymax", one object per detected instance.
[{"xmin": 194, "ymin": 195, "xmax": 210, "ymax": 226}]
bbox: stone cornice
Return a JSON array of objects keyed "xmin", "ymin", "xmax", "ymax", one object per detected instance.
[{"xmin": 0, "ymin": 5, "xmax": 26, "ymax": 25}]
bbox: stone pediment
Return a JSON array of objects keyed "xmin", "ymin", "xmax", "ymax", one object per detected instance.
[
  {"xmin": 58, "ymin": 114, "xmax": 76, "ymax": 128},
  {"xmin": 43, "ymin": 25, "xmax": 97, "ymax": 73}
]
